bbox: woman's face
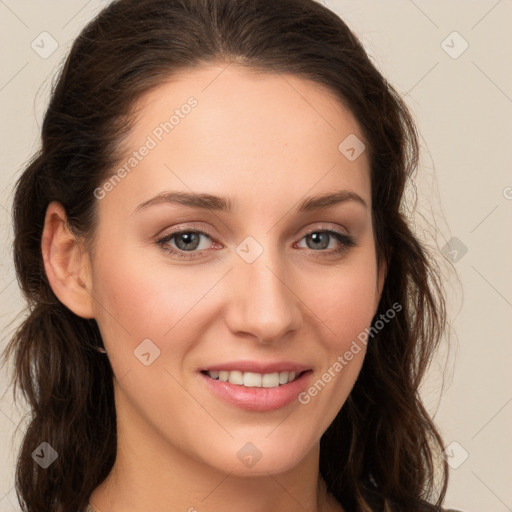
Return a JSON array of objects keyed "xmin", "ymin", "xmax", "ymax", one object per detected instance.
[{"xmin": 89, "ymin": 64, "xmax": 385, "ymax": 475}]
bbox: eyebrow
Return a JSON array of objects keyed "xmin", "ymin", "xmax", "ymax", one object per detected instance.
[{"xmin": 132, "ymin": 189, "xmax": 367, "ymax": 215}]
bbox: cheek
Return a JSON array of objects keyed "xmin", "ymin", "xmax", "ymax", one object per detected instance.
[
  {"xmin": 299, "ymin": 266, "xmax": 377, "ymax": 421},
  {"xmin": 295, "ymin": 276, "xmax": 375, "ymax": 444},
  {"xmin": 90, "ymin": 243, "xmax": 175, "ymax": 366},
  {"xmin": 303, "ymin": 260, "xmax": 379, "ymax": 347},
  {"xmin": 332, "ymin": 280, "xmax": 378, "ymax": 342},
  {"xmin": 91, "ymin": 242, "xmax": 209, "ymax": 337}
]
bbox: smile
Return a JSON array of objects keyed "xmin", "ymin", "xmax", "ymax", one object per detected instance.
[
  {"xmin": 199, "ymin": 365, "xmax": 313, "ymax": 411},
  {"xmin": 203, "ymin": 370, "xmax": 304, "ymax": 388}
]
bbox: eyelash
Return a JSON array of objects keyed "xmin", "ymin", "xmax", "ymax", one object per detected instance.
[{"xmin": 155, "ymin": 226, "xmax": 356, "ymax": 260}]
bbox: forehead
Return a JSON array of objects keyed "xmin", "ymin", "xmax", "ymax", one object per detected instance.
[{"xmin": 101, "ymin": 63, "xmax": 371, "ymax": 216}]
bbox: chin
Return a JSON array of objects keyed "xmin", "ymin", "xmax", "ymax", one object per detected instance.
[{"xmin": 196, "ymin": 432, "xmax": 316, "ymax": 477}]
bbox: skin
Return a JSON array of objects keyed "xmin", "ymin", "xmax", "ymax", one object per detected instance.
[{"xmin": 42, "ymin": 63, "xmax": 386, "ymax": 512}]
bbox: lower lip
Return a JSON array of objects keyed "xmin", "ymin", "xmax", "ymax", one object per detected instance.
[{"xmin": 200, "ymin": 371, "xmax": 312, "ymax": 412}]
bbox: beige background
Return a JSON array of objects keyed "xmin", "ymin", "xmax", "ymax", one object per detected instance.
[{"xmin": 1, "ymin": 1, "xmax": 511, "ymax": 510}]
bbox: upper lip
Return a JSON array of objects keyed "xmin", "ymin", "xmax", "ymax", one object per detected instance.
[{"xmin": 200, "ymin": 361, "xmax": 311, "ymax": 374}]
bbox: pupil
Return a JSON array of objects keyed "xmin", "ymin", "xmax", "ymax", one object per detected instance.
[
  {"xmin": 308, "ymin": 232, "xmax": 328, "ymax": 250},
  {"xmin": 176, "ymin": 232, "xmax": 200, "ymax": 251}
]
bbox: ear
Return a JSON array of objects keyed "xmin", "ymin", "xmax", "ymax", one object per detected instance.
[{"xmin": 41, "ymin": 201, "xmax": 95, "ymax": 319}]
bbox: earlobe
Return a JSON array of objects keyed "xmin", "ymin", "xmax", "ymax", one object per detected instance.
[{"xmin": 41, "ymin": 201, "xmax": 95, "ymax": 319}]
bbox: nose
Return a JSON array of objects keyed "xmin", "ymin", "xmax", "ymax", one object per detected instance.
[{"xmin": 224, "ymin": 244, "xmax": 302, "ymax": 344}]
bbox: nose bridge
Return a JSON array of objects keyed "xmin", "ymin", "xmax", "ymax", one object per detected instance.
[{"xmin": 227, "ymin": 236, "xmax": 301, "ymax": 342}]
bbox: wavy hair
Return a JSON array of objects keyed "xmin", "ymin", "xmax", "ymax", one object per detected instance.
[{"xmin": 2, "ymin": 0, "xmax": 450, "ymax": 510}]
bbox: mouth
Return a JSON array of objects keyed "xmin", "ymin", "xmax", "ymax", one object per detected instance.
[
  {"xmin": 199, "ymin": 363, "xmax": 313, "ymax": 411},
  {"xmin": 200, "ymin": 369, "xmax": 308, "ymax": 388}
]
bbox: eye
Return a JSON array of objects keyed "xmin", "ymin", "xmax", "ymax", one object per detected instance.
[
  {"xmin": 155, "ymin": 225, "xmax": 356, "ymax": 261},
  {"xmin": 156, "ymin": 229, "xmax": 216, "ymax": 259},
  {"xmin": 296, "ymin": 229, "xmax": 355, "ymax": 254}
]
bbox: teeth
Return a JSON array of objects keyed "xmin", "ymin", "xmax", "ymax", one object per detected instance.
[
  {"xmin": 228, "ymin": 370, "xmax": 243, "ymax": 385},
  {"xmin": 243, "ymin": 372, "xmax": 261, "ymax": 387},
  {"xmin": 279, "ymin": 371, "xmax": 289, "ymax": 384},
  {"xmin": 206, "ymin": 370, "xmax": 299, "ymax": 388},
  {"xmin": 261, "ymin": 373, "xmax": 279, "ymax": 388}
]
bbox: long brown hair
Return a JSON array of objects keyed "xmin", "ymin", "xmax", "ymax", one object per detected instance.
[{"xmin": 2, "ymin": 0, "xmax": 450, "ymax": 510}]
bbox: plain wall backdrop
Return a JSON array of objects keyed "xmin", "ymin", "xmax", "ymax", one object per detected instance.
[{"xmin": 1, "ymin": 1, "xmax": 511, "ymax": 510}]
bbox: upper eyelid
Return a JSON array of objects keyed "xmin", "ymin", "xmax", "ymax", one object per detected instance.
[
  {"xmin": 157, "ymin": 225, "xmax": 216, "ymax": 242},
  {"xmin": 159, "ymin": 223, "xmax": 349, "ymax": 238}
]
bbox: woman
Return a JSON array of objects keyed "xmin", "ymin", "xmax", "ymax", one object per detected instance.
[{"xmin": 2, "ymin": 0, "xmax": 462, "ymax": 511}]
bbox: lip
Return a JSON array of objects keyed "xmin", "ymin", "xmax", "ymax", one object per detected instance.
[{"xmin": 199, "ymin": 362, "xmax": 313, "ymax": 412}]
